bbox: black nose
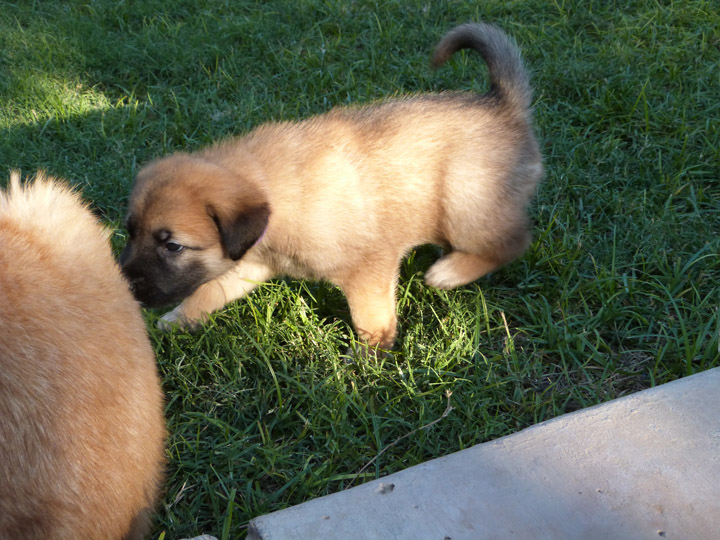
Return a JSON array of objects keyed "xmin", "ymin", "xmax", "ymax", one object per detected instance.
[{"xmin": 124, "ymin": 274, "xmax": 145, "ymax": 293}]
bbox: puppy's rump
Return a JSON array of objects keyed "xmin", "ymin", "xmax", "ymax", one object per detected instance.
[{"xmin": 0, "ymin": 173, "xmax": 166, "ymax": 540}]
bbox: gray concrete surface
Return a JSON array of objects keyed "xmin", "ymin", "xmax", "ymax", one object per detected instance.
[{"xmin": 248, "ymin": 367, "xmax": 720, "ymax": 540}]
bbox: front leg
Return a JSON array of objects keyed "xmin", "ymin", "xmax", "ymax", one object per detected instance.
[
  {"xmin": 159, "ymin": 260, "xmax": 275, "ymax": 330},
  {"xmin": 335, "ymin": 263, "xmax": 400, "ymax": 351}
]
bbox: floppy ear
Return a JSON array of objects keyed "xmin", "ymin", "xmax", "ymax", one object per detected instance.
[{"xmin": 209, "ymin": 203, "xmax": 270, "ymax": 261}]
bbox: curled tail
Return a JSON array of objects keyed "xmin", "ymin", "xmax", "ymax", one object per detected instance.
[{"xmin": 432, "ymin": 22, "xmax": 532, "ymax": 113}]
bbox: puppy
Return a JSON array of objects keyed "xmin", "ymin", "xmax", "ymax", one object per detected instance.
[
  {"xmin": 120, "ymin": 22, "xmax": 543, "ymax": 349},
  {"xmin": 0, "ymin": 173, "xmax": 166, "ymax": 539}
]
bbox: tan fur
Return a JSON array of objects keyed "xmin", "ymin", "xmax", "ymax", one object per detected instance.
[
  {"xmin": 121, "ymin": 22, "xmax": 544, "ymax": 349},
  {"xmin": 0, "ymin": 172, "xmax": 166, "ymax": 539}
]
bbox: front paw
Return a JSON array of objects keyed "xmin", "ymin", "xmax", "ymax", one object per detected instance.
[{"xmin": 157, "ymin": 305, "xmax": 200, "ymax": 332}]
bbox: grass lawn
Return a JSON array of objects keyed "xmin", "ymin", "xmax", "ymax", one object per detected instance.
[{"xmin": 1, "ymin": 0, "xmax": 718, "ymax": 538}]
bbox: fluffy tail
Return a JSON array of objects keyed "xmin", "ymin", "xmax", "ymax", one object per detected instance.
[{"xmin": 432, "ymin": 22, "xmax": 532, "ymax": 113}]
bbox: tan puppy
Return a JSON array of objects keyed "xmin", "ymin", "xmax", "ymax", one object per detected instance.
[
  {"xmin": 120, "ymin": 22, "xmax": 543, "ymax": 349},
  {"xmin": 0, "ymin": 173, "xmax": 166, "ymax": 539}
]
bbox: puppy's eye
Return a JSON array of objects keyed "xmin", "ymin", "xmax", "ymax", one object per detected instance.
[{"xmin": 165, "ymin": 241, "xmax": 184, "ymax": 253}]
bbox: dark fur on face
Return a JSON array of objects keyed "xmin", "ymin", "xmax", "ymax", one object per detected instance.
[{"xmin": 120, "ymin": 240, "xmax": 210, "ymax": 308}]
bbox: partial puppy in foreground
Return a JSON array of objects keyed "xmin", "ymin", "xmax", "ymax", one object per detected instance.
[
  {"xmin": 120, "ymin": 22, "xmax": 543, "ymax": 350},
  {"xmin": 0, "ymin": 173, "xmax": 166, "ymax": 539}
]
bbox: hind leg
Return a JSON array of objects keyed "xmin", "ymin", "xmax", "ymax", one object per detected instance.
[
  {"xmin": 425, "ymin": 251, "xmax": 500, "ymax": 290},
  {"xmin": 425, "ymin": 228, "xmax": 531, "ymax": 290}
]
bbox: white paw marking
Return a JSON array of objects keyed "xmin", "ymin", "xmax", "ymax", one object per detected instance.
[{"xmin": 157, "ymin": 305, "xmax": 194, "ymax": 331}]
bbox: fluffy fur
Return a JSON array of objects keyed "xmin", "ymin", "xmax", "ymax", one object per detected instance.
[
  {"xmin": 0, "ymin": 172, "xmax": 166, "ymax": 539},
  {"xmin": 120, "ymin": 22, "xmax": 543, "ymax": 349}
]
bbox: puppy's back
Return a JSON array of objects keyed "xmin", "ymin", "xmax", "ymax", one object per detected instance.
[{"xmin": 0, "ymin": 173, "xmax": 166, "ymax": 540}]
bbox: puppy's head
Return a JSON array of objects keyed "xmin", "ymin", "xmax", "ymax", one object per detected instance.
[{"xmin": 120, "ymin": 154, "xmax": 270, "ymax": 308}]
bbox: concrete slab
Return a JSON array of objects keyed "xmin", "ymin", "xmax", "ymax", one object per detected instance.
[{"xmin": 248, "ymin": 368, "xmax": 720, "ymax": 540}]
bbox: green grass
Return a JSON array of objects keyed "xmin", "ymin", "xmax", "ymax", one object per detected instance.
[{"xmin": 1, "ymin": 0, "xmax": 719, "ymax": 537}]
